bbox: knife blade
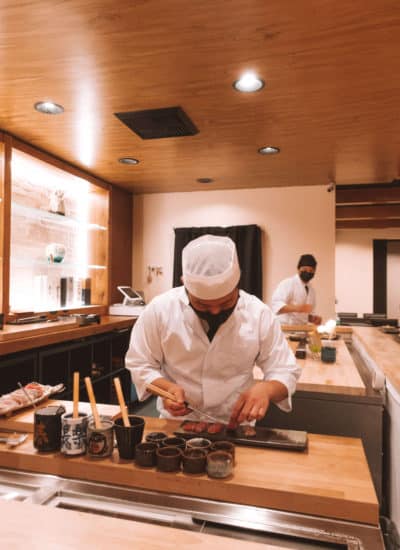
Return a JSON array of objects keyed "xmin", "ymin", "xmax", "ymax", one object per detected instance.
[{"xmin": 146, "ymin": 383, "xmax": 221, "ymax": 424}]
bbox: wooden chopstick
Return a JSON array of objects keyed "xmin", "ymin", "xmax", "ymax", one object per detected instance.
[
  {"xmin": 84, "ymin": 377, "xmax": 102, "ymax": 429},
  {"xmin": 146, "ymin": 383, "xmax": 178, "ymax": 402},
  {"xmin": 113, "ymin": 377, "xmax": 130, "ymax": 427},
  {"xmin": 72, "ymin": 371, "xmax": 79, "ymax": 419}
]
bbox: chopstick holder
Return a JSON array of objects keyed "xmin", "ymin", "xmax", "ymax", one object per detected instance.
[
  {"xmin": 84, "ymin": 377, "xmax": 101, "ymax": 429},
  {"xmin": 113, "ymin": 377, "xmax": 130, "ymax": 427}
]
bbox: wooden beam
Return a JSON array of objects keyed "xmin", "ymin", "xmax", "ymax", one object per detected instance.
[
  {"xmin": 336, "ymin": 204, "xmax": 400, "ymax": 219},
  {"xmin": 336, "ymin": 183, "xmax": 400, "ymax": 204},
  {"xmin": 336, "ymin": 219, "xmax": 400, "ymax": 229}
]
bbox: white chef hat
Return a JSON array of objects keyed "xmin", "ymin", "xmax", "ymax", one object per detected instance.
[{"xmin": 182, "ymin": 235, "xmax": 241, "ymax": 299}]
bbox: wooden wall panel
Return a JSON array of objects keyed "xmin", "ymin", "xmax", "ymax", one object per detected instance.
[{"xmin": 109, "ymin": 186, "xmax": 133, "ymax": 304}]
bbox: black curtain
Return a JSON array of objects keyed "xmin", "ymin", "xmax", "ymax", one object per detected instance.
[{"xmin": 173, "ymin": 224, "xmax": 262, "ymax": 299}]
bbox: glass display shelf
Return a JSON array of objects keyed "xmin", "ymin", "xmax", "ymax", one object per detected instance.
[
  {"xmin": 11, "ymin": 202, "xmax": 107, "ymax": 231},
  {"xmin": 10, "ymin": 258, "xmax": 106, "ymax": 270}
]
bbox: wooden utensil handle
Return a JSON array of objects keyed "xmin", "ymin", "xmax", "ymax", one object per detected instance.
[
  {"xmin": 146, "ymin": 383, "xmax": 179, "ymax": 403},
  {"xmin": 113, "ymin": 377, "xmax": 130, "ymax": 427},
  {"xmin": 84, "ymin": 377, "xmax": 102, "ymax": 429},
  {"xmin": 73, "ymin": 371, "xmax": 79, "ymax": 419}
]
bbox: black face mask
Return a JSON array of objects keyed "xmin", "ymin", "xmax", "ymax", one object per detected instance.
[
  {"xmin": 299, "ymin": 271, "xmax": 314, "ymax": 283},
  {"xmin": 192, "ymin": 305, "xmax": 236, "ymax": 341}
]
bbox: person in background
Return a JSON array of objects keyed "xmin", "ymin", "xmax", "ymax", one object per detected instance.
[
  {"xmin": 125, "ymin": 234, "xmax": 301, "ymax": 426},
  {"xmin": 271, "ymin": 254, "xmax": 322, "ymax": 326}
]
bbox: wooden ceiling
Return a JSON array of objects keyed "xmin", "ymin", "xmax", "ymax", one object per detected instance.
[{"xmin": 2, "ymin": 1, "xmax": 400, "ymax": 194}]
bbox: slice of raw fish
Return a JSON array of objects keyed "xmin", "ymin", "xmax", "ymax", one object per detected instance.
[
  {"xmin": 194, "ymin": 421, "xmax": 208, "ymax": 433},
  {"xmin": 243, "ymin": 425, "xmax": 257, "ymax": 437},
  {"xmin": 207, "ymin": 422, "xmax": 224, "ymax": 434},
  {"xmin": 183, "ymin": 422, "xmax": 196, "ymax": 432}
]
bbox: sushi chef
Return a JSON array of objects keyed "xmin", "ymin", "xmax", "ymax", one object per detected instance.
[
  {"xmin": 271, "ymin": 254, "xmax": 322, "ymax": 326},
  {"xmin": 126, "ymin": 235, "xmax": 300, "ymax": 425}
]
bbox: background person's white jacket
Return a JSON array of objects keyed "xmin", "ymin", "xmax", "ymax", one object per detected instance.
[
  {"xmin": 271, "ymin": 274, "xmax": 316, "ymax": 325},
  {"xmin": 125, "ymin": 287, "xmax": 300, "ymax": 422}
]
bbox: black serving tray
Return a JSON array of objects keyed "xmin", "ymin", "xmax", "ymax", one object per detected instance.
[{"xmin": 174, "ymin": 421, "xmax": 308, "ymax": 452}]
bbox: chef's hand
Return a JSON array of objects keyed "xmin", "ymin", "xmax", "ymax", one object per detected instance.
[
  {"xmin": 162, "ymin": 383, "xmax": 192, "ymax": 417},
  {"xmin": 308, "ymin": 314, "xmax": 322, "ymax": 325},
  {"xmin": 229, "ymin": 380, "xmax": 288, "ymax": 426},
  {"xmin": 298, "ymin": 303, "xmax": 313, "ymax": 314}
]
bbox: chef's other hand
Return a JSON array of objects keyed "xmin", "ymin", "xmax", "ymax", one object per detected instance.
[
  {"xmin": 229, "ymin": 380, "xmax": 289, "ymax": 425},
  {"xmin": 163, "ymin": 383, "xmax": 192, "ymax": 417},
  {"xmin": 298, "ymin": 303, "xmax": 313, "ymax": 314},
  {"xmin": 308, "ymin": 314, "xmax": 322, "ymax": 325}
]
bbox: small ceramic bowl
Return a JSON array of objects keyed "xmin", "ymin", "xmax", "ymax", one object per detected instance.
[
  {"xmin": 210, "ymin": 440, "xmax": 235, "ymax": 461},
  {"xmin": 160, "ymin": 436, "xmax": 186, "ymax": 451},
  {"xmin": 135, "ymin": 442, "xmax": 157, "ymax": 467},
  {"xmin": 145, "ymin": 432, "xmax": 168, "ymax": 446},
  {"xmin": 156, "ymin": 446, "xmax": 182, "ymax": 472},
  {"xmin": 186, "ymin": 437, "xmax": 212, "ymax": 453},
  {"xmin": 206, "ymin": 450, "xmax": 233, "ymax": 479},
  {"xmin": 182, "ymin": 448, "xmax": 207, "ymax": 474}
]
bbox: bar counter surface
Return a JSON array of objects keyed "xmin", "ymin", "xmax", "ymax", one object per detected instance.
[
  {"xmin": 1, "ymin": 499, "xmax": 288, "ymax": 550},
  {"xmin": 352, "ymin": 326, "xmax": 400, "ymax": 394},
  {"xmin": 0, "ymin": 315, "xmax": 136, "ymax": 356},
  {"xmin": 0, "ymin": 404, "xmax": 379, "ymax": 526}
]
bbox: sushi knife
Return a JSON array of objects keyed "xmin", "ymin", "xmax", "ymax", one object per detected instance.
[{"xmin": 146, "ymin": 383, "xmax": 221, "ymax": 424}]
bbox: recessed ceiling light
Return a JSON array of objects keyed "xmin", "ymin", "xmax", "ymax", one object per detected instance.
[
  {"xmin": 34, "ymin": 101, "xmax": 64, "ymax": 114},
  {"xmin": 118, "ymin": 157, "xmax": 139, "ymax": 165},
  {"xmin": 196, "ymin": 178, "xmax": 214, "ymax": 184},
  {"xmin": 258, "ymin": 146, "xmax": 280, "ymax": 155},
  {"xmin": 233, "ymin": 71, "xmax": 265, "ymax": 93}
]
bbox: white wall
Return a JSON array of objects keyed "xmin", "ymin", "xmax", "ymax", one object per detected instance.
[
  {"xmin": 132, "ymin": 185, "xmax": 336, "ymax": 321},
  {"xmin": 387, "ymin": 241, "xmax": 400, "ymax": 319},
  {"xmin": 336, "ymin": 228, "xmax": 400, "ymax": 315}
]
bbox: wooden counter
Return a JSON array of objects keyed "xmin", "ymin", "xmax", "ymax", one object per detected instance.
[
  {"xmin": 0, "ymin": 400, "xmax": 120, "ymax": 433},
  {"xmin": 0, "ymin": 500, "xmax": 287, "ymax": 550},
  {"xmin": 0, "ymin": 414, "xmax": 379, "ymax": 525},
  {"xmin": 292, "ymin": 340, "xmax": 366, "ymax": 396},
  {"xmin": 0, "ymin": 315, "xmax": 135, "ymax": 356},
  {"xmin": 352, "ymin": 326, "xmax": 400, "ymax": 394}
]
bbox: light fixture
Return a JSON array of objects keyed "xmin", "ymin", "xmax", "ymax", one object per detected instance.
[
  {"xmin": 196, "ymin": 178, "xmax": 214, "ymax": 184},
  {"xmin": 233, "ymin": 71, "xmax": 265, "ymax": 93},
  {"xmin": 118, "ymin": 157, "xmax": 139, "ymax": 165},
  {"xmin": 34, "ymin": 101, "xmax": 64, "ymax": 115},
  {"xmin": 258, "ymin": 146, "xmax": 280, "ymax": 155}
]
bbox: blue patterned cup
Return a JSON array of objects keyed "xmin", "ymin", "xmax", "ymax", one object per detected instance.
[{"xmin": 61, "ymin": 412, "xmax": 88, "ymax": 456}]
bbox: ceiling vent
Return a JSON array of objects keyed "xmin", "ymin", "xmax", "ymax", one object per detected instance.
[{"xmin": 114, "ymin": 106, "xmax": 199, "ymax": 139}]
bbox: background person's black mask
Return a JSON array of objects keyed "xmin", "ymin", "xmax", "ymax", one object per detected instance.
[{"xmin": 300, "ymin": 271, "xmax": 314, "ymax": 283}]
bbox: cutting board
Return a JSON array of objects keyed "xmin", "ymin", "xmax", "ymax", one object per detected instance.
[{"xmin": 174, "ymin": 422, "xmax": 308, "ymax": 451}]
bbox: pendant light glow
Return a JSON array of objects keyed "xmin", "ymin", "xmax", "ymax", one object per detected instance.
[
  {"xmin": 233, "ymin": 71, "xmax": 265, "ymax": 92},
  {"xmin": 258, "ymin": 146, "xmax": 280, "ymax": 155},
  {"xmin": 34, "ymin": 101, "xmax": 64, "ymax": 114}
]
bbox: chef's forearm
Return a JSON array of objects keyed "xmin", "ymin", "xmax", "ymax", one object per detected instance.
[
  {"xmin": 278, "ymin": 303, "xmax": 303, "ymax": 314},
  {"xmin": 259, "ymin": 380, "xmax": 288, "ymax": 403},
  {"xmin": 150, "ymin": 377, "xmax": 178, "ymax": 394}
]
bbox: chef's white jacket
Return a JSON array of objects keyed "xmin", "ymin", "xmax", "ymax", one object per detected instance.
[
  {"xmin": 125, "ymin": 286, "xmax": 300, "ymax": 421},
  {"xmin": 271, "ymin": 274, "xmax": 316, "ymax": 325}
]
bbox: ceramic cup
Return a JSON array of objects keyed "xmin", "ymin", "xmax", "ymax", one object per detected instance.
[
  {"xmin": 135, "ymin": 442, "xmax": 158, "ymax": 467},
  {"xmin": 186, "ymin": 437, "xmax": 212, "ymax": 453},
  {"xmin": 34, "ymin": 405, "xmax": 66, "ymax": 452},
  {"xmin": 210, "ymin": 440, "xmax": 235, "ymax": 462},
  {"xmin": 61, "ymin": 412, "xmax": 88, "ymax": 456},
  {"xmin": 45, "ymin": 242, "xmax": 66, "ymax": 264},
  {"xmin": 114, "ymin": 415, "xmax": 145, "ymax": 459},
  {"xmin": 206, "ymin": 450, "xmax": 233, "ymax": 479},
  {"xmin": 156, "ymin": 446, "xmax": 182, "ymax": 472},
  {"xmin": 182, "ymin": 448, "xmax": 207, "ymax": 474},
  {"xmin": 160, "ymin": 436, "xmax": 186, "ymax": 451},
  {"xmin": 87, "ymin": 418, "xmax": 114, "ymax": 458},
  {"xmin": 145, "ymin": 431, "xmax": 168, "ymax": 446}
]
